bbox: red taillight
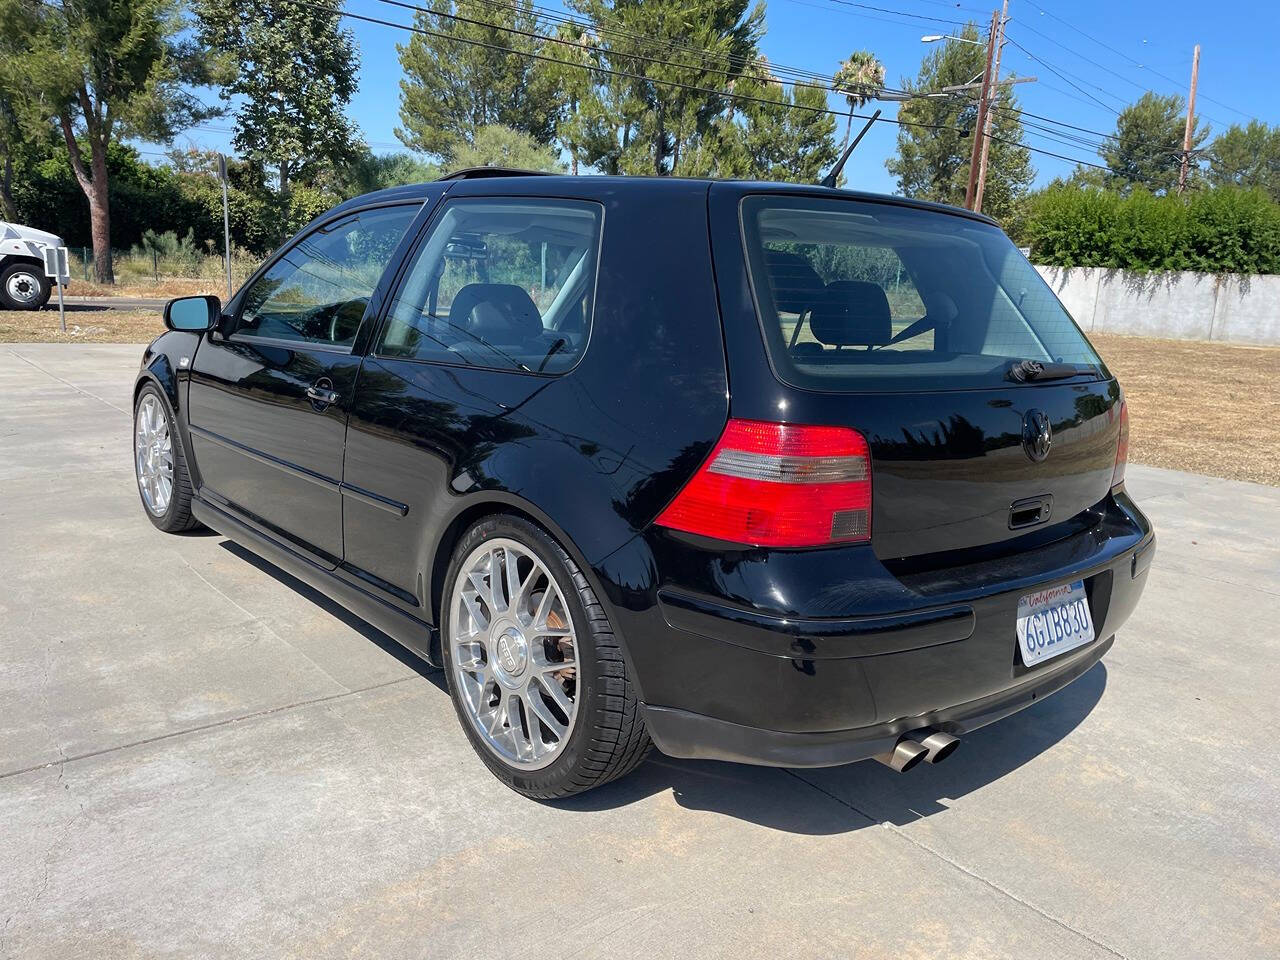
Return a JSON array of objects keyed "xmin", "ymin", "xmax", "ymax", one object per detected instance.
[
  {"xmin": 1112, "ymin": 399, "xmax": 1129, "ymax": 487},
  {"xmin": 655, "ymin": 419, "xmax": 872, "ymax": 547}
]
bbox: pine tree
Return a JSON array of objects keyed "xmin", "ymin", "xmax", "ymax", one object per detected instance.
[
  {"xmin": 566, "ymin": 0, "xmax": 765, "ymax": 175},
  {"xmin": 396, "ymin": 0, "xmax": 561, "ymax": 161},
  {"xmin": 886, "ymin": 23, "xmax": 1032, "ymax": 223}
]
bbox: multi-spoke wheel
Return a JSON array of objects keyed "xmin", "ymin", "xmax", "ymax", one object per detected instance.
[
  {"xmin": 135, "ymin": 393, "xmax": 174, "ymax": 517},
  {"xmin": 442, "ymin": 515, "xmax": 651, "ymax": 798},
  {"xmin": 132, "ymin": 384, "xmax": 200, "ymax": 533}
]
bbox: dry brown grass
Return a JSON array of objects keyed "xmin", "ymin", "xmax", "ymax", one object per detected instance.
[
  {"xmin": 1090, "ymin": 333, "xmax": 1280, "ymax": 486},
  {"xmin": 0, "ymin": 309, "xmax": 164, "ymax": 343},
  {"xmin": 2, "ymin": 312, "xmax": 1276, "ymax": 485},
  {"xmin": 69, "ymin": 279, "xmax": 226, "ymax": 299}
]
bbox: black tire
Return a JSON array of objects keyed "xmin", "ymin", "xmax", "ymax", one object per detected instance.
[
  {"xmin": 440, "ymin": 514, "xmax": 651, "ymax": 799},
  {"xmin": 0, "ymin": 261, "xmax": 51, "ymax": 311},
  {"xmin": 133, "ymin": 384, "xmax": 201, "ymax": 533}
]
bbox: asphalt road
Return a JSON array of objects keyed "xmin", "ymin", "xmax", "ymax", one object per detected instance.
[{"xmin": 2, "ymin": 343, "xmax": 1277, "ymax": 960}]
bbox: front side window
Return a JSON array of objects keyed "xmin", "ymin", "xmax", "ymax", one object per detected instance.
[
  {"xmin": 236, "ymin": 205, "xmax": 418, "ymax": 348},
  {"xmin": 742, "ymin": 196, "xmax": 1104, "ymax": 392},
  {"xmin": 377, "ymin": 198, "xmax": 603, "ymax": 374}
]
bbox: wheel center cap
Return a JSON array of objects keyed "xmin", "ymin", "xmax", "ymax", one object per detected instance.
[{"xmin": 493, "ymin": 625, "xmax": 529, "ymax": 684}]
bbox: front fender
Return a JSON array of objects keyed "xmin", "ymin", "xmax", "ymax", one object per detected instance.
[{"xmin": 136, "ymin": 331, "xmax": 203, "ymax": 485}]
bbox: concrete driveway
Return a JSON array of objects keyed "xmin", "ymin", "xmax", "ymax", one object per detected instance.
[{"xmin": 2, "ymin": 343, "xmax": 1277, "ymax": 960}]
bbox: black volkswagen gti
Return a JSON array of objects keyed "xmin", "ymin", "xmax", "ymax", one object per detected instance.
[{"xmin": 132, "ymin": 169, "xmax": 1154, "ymax": 799}]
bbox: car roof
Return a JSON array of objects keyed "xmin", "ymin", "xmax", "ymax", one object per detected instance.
[{"xmin": 328, "ymin": 173, "xmax": 1000, "ymax": 227}]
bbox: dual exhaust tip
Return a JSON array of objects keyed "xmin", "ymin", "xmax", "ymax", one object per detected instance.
[{"xmin": 875, "ymin": 729, "xmax": 960, "ymax": 773}]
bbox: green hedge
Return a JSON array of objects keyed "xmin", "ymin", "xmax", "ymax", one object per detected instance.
[{"xmin": 1023, "ymin": 185, "xmax": 1280, "ymax": 274}]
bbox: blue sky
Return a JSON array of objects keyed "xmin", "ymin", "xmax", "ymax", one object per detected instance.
[{"xmin": 162, "ymin": 0, "xmax": 1280, "ymax": 194}]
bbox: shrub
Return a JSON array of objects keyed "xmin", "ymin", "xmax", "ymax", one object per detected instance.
[{"xmin": 1023, "ymin": 184, "xmax": 1280, "ymax": 274}]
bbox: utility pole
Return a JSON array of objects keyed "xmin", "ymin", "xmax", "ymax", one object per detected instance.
[
  {"xmin": 1178, "ymin": 44, "xmax": 1201, "ymax": 194},
  {"xmin": 965, "ymin": 9, "xmax": 1000, "ymax": 210},
  {"xmin": 974, "ymin": 0, "xmax": 1010, "ymax": 213},
  {"xmin": 218, "ymin": 154, "xmax": 232, "ymax": 298}
]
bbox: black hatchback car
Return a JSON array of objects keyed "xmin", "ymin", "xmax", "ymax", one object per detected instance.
[{"xmin": 133, "ymin": 170, "xmax": 1154, "ymax": 798}]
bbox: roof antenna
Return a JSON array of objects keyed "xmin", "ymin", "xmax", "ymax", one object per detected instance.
[{"xmin": 820, "ymin": 109, "xmax": 881, "ymax": 189}]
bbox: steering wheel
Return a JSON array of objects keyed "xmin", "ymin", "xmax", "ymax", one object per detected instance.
[{"xmin": 327, "ymin": 297, "xmax": 370, "ymax": 344}]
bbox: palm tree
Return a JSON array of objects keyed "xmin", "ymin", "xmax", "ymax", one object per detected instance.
[{"xmin": 833, "ymin": 51, "xmax": 886, "ymax": 150}]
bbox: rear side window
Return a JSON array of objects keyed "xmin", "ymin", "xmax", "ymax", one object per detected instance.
[
  {"xmin": 741, "ymin": 196, "xmax": 1103, "ymax": 391},
  {"xmin": 378, "ymin": 198, "xmax": 603, "ymax": 374}
]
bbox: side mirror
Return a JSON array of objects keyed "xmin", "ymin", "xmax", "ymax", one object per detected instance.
[{"xmin": 164, "ymin": 295, "xmax": 222, "ymax": 332}]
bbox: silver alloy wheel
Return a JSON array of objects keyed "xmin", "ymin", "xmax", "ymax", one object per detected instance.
[
  {"xmin": 134, "ymin": 394, "xmax": 174, "ymax": 516},
  {"xmin": 5, "ymin": 270, "xmax": 41, "ymax": 305},
  {"xmin": 449, "ymin": 538, "xmax": 580, "ymax": 770}
]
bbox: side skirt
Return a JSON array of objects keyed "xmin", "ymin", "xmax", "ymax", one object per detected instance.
[{"xmin": 192, "ymin": 495, "xmax": 440, "ymax": 666}]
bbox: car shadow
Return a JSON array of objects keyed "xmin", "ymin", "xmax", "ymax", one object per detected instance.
[
  {"xmin": 217, "ymin": 540, "xmax": 446, "ymax": 691},
  {"xmin": 554, "ymin": 663, "xmax": 1108, "ymax": 834},
  {"xmin": 215, "ymin": 536, "xmax": 1105, "ymax": 834}
]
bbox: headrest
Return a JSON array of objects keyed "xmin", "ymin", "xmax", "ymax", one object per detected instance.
[
  {"xmin": 762, "ymin": 249, "xmax": 824, "ymax": 314},
  {"xmin": 921, "ymin": 290, "xmax": 958, "ymax": 325},
  {"xmin": 810, "ymin": 280, "xmax": 892, "ymax": 346},
  {"xmin": 449, "ymin": 283, "xmax": 543, "ymax": 342}
]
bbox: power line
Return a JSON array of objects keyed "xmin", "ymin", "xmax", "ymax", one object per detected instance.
[
  {"xmin": 824, "ymin": 0, "xmax": 965, "ymax": 26},
  {"xmin": 316, "ymin": 0, "xmax": 1149, "ymax": 181},
  {"xmin": 1002, "ymin": 35, "xmax": 1123, "ymax": 115},
  {"xmin": 1006, "ymin": 21, "xmax": 1234, "ymax": 130},
  {"xmin": 1020, "ymin": 0, "xmax": 1254, "ymax": 121}
]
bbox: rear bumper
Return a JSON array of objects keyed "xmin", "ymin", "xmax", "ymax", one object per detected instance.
[
  {"xmin": 627, "ymin": 495, "xmax": 1153, "ymax": 768},
  {"xmin": 642, "ymin": 634, "xmax": 1111, "ymax": 767}
]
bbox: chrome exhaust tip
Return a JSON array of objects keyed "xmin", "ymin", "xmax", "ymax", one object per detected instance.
[
  {"xmin": 917, "ymin": 729, "xmax": 960, "ymax": 764},
  {"xmin": 875, "ymin": 738, "xmax": 929, "ymax": 773}
]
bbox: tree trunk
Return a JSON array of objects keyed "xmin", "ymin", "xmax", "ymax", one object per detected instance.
[
  {"xmin": 843, "ymin": 111, "xmax": 853, "ymax": 151},
  {"xmin": 87, "ymin": 177, "xmax": 112, "ymax": 284},
  {"xmin": 58, "ymin": 108, "xmax": 113, "ymax": 284},
  {"xmin": 0, "ymin": 151, "xmax": 16, "ymax": 221},
  {"xmin": 87, "ymin": 138, "xmax": 112, "ymax": 284}
]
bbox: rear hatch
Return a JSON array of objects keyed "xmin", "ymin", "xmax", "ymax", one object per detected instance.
[{"xmin": 737, "ymin": 193, "xmax": 1123, "ymax": 562}]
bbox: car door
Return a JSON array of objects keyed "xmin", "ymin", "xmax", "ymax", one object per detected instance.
[
  {"xmin": 186, "ymin": 203, "xmax": 421, "ymax": 567},
  {"xmin": 340, "ymin": 196, "xmax": 605, "ymax": 614}
]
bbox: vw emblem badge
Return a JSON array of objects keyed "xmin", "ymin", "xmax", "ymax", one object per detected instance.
[{"xmin": 1022, "ymin": 409, "xmax": 1053, "ymax": 463}]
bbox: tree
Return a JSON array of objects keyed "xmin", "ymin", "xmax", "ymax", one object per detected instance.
[
  {"xmin": 0, "ymin": 0, "xmax": 217, "ymax": 282},
  {"xmin": 1098, "ymin": 92, "xmax": 1207, "ymax": 195},
  {"xmin": 886, "ymin": 24, "xmax": 1032, "ymax": 223},
  {"xmin": 544, "ymin": 23, "xmax": 598, "ymax": 175},
  {"xmin": 566, "ymin": 0, "xmax": 765, "ymax": 176},
  {"xmin": 694, "ymin": 74, "xmax": 838, "ymax": 183},
  {"xmin": 396, "ymin": 0, "xmax": 561, "ymax": 161},
  {"xmin": 193, "ymin": 0, "xmax": 361, "ymax": 195},
  {"xmin": 447, "ymin": 125, "xmax": 566, "ymax": 173},
  {"xmin": 0, "ymin": 90, "xmax": 28, "ymax": 220},
  {"xmin": 1206, "ymin": 121, "xmax": 1280, "ymax": 201},
  {"xmin": 333, "ymin": 149, "xmax": 441, "ymax": 198},
  {"xmin": 833, "ymin": 50, "xmax": 884, "ymax": 151}
]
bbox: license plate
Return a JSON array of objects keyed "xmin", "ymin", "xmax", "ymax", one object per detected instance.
[{"xmin": 1015, "ymin": 580, "xmax": 1095, "ymax": 667}]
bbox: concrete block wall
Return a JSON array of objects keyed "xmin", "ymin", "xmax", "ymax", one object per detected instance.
[{"xmin": 1034, "ymin": 266, "xmax": 1280, "ymax": 345}]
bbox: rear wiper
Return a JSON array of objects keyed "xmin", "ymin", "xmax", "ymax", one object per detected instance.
[{"xmin": 1006, "ymin": 359, "xmax": 1088, "ymax": 383}]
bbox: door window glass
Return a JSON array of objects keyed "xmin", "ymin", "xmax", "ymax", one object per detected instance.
[
  {"xmin": 378, "ymin": 198, "xmax": 603, "ymax": 374},
  {"xmin": 236, "ymin": 205, "xmax": 418, "ymax": 347}
]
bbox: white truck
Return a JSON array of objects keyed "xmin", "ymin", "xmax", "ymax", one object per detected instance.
[{"xmin": 0, "ymin": 221, "xmax": 70, "ymax": 310}]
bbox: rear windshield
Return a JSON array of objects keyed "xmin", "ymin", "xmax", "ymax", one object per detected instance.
[{"xmin": 741, "ymin": 195, "xmax": 1105, "ymax": 392}]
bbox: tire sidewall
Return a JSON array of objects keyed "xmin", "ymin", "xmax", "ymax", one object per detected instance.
[
  {"xmin": 1, "ymin": 263, "xmax": 51, "ymax": 311},
  {"xmin": 440, "ymin": 514, "xmax": 605, "ymax": 798}
]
